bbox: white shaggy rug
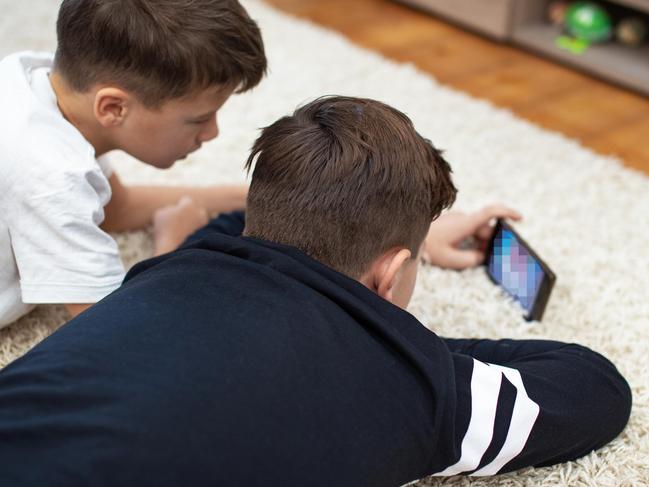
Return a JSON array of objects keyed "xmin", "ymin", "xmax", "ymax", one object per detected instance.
[{"xmin": 1, "ymin": 1, "xmax": 649, "ymax": 485}]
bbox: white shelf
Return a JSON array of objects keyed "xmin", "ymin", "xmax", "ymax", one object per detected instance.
[
  {"xmin": 393, "ymin": 0, "xmax": 649, "ymax": 96},
  {"xmin": 512, "ymin": 22, "xmax": 649, "ymax": 95}
]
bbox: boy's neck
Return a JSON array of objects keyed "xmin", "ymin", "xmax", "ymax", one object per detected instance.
[{"xmin": 48, "ymin": 71, "xmax": 115, "ymax": 158}]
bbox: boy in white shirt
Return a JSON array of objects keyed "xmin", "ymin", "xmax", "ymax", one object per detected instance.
[{"xmin": 0, "ymin": 0, "xmax": 267, "ymax": 327}]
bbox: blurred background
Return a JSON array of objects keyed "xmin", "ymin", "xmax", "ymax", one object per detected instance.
[{"xmin": 266, "ymin": 0, "xmax": 649, "ymax": 176}]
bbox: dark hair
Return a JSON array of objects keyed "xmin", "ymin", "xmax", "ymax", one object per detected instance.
[
  {"xmin": 54, "ymin": 0, "xmax": 267, "ymax": 107},
  {"xmin": 244, "ymin": 96, "xmax": 458, "ymax": 278}
]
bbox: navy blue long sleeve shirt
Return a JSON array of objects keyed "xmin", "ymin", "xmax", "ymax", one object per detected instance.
[{"xmin": 0, "ymin": 212, "xmax": 631, "ymax": 486}]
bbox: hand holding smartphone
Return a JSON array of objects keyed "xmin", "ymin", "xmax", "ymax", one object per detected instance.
[{"xmin": 485, "ymin": 219, "xmax": 556, "ymax": 321}]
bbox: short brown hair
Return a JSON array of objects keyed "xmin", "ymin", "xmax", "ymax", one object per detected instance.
[
  {"xmin": 54, "ymin": 0, "xmax": 267, "ymax": 107},
  {"xmin": 244, "ymin": 96, "xmax": 457, "ymax": 278}
]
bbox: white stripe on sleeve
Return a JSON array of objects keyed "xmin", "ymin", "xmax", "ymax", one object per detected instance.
[
  {"xmin": 472, "ymin": 364, "xmax": 540, "ymax": 476},
  {"xmin": 433, "ymin": 359, "xmax": 502, "ymax": 476}
]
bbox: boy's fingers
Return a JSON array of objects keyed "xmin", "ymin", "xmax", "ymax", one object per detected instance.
[
  {"xmin": 478, "ymin": 204, "xmax": 523, "ymax": 223},
  {"xmin": 476, "ymin": 223, "xmax": 495, "ymax": 241},
  {"xmin": 442, "ymin": 248, "xmax": 486, "ymax": 270},
  {"xmin": 470, "ymin": 204, "xmax": 523, "ymax": 232}
]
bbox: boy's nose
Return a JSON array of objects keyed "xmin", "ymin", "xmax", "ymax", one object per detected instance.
[{"xmin": 199, "ymin": 117, "xmax": 219, "ymax": 142}]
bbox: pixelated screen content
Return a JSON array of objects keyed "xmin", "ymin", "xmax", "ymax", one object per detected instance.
[{"xmin": 488, "ymin": 228, "xmax": 545, "ymax": 313}]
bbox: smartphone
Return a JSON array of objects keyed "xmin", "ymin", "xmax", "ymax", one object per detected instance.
[{"xmin": 485, "ymin": 219, "xmax": 556, "ymax": 321}]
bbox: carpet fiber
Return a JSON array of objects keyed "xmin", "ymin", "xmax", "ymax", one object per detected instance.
[{"xmin": 1, "ymin": 1, "xmax": 648, "ymax": 485}]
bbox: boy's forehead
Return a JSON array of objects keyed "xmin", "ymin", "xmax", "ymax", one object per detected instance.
[{"xmin": 168, "ymin": 84, "xmax": 235, "ymax": 111}]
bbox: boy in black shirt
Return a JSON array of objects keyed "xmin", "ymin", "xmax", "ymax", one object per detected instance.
[{"xmin": 0, "ymin": 96, "xmax": 631, "ymax": 487}]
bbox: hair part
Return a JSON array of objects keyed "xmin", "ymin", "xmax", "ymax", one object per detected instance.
[
  {"xmin": 244, "ymin": 96, "xmax": 458, "ymax": 278},
  {"xmin": 54, "ymin": 0, "xmax": 267, "ymax": 108}
]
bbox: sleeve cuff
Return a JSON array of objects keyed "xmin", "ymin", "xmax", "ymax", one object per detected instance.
[{"xmin": 20, "ymin": 277, "xmax": 124, "ymax": 304}]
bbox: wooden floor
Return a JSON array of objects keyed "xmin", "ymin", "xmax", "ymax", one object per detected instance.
[{"xmin": 265, "ymin": 0, "xmax": 649, "ymax": 177}]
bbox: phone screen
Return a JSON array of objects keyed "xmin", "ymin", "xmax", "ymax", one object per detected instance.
[{"xmin": 487, "ymin": 226, "xmax": 545, "ymax": 314}]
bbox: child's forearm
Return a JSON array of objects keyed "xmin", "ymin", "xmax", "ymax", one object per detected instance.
[
  {"xmin": 102, "ymin": 174, "xmax": 247, "ymax": 232},
  {"xmin": 129, "ymin": 184, "xmax": 248, "ymax": 218},
  {"xmin": 180, "ymin": 184, "xmax": 248, "ymax": 215}
]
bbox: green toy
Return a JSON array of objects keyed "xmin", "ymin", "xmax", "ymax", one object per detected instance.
[
  {"xmin": 555, "ymin": 35, "xmax": 590, "ymax": 54},
  {"xmin": 564, "ymin": 1, "xmax": 613, "ymax": 43}
]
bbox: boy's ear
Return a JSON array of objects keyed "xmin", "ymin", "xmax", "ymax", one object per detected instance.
[
  {"xmin": 365, "ymin": 247, "xmax": 412, "ymax": 303},
  {"xmin": 93, "ymin": 87, "xmax": 131, "ymax": 127}
]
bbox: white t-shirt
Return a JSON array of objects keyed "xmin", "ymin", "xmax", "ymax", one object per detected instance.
[{"xmin": 0, "ymin": 52, "xmax": 125, "ymax": 328}]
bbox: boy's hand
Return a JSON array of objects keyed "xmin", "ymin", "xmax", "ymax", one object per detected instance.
[
  {"xmin": 152, "ymin": 196, "xmax": 210, "ymax": 256},
  {"xmin": 421, "ymin": 204, "xmax": 522, "ymax": 270}
]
